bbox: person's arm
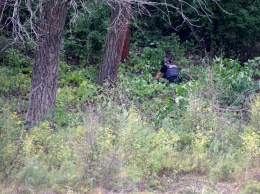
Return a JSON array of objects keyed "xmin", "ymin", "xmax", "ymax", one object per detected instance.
[
  {"xmin": 155, "ymin": 65, "xmax": 167, "ymax": 79},
  {"xmin": 155, "ymin": 71, "xmax": 162, "ymax": 79}
]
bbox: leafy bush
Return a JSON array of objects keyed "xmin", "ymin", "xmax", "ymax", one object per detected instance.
[
  {"xmin": 1, "ymin": 45, "xmax": 260, "ymax": 193},
  {"xmin": 211, "ymin": 57, "xmax": 259, "ymax": 107},
  {"xmin": 240, "ymin": 97, "xmax": 260, "ymax": 159},
  {"xmin": 62, "ymin": 2, "xmax": 110, "ymax": 65},
  {"xmin": 0, "ymin": 66, "xmax": 30, "ymax": 97},
  {"xmin": 0, "ymin": 47, "xmax": 31, "ymax": 68},
  {"xmin": 209, "ymin": 153, "xmax": 241, "ymax": 182},
  {"xmin": 156, "ymin": 34, "xmax": 187, "ymax": 61},
  {"xmin": 241, "ymin": 181, "xmax": 260, "ymax": 194},
  {"xmin": 0, "ymin": 106, "xmax": 24, "ymax": 182}
]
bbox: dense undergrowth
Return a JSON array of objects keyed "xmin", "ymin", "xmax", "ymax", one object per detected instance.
[{"xmin": 0, "ymin": 44, "xmax": 260, "ymax": 193}]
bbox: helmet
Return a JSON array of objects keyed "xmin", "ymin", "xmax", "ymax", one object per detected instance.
[{"xmin": 163, "ymin": 57, "xmax": 170, "ymax": 63}]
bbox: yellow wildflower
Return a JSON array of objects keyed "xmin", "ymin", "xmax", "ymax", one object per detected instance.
[
  {"xmin": 159, "ymin": 128, "xmax": 165, "ymax": 133},
  {"xmin": 13, "ymin": 112, "xmax": 18, "ymax": 118}
]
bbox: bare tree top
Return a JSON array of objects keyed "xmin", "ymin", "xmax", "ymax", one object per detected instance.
[{"xmin": 1, "ymin": 0, "xmax": 225, "ymax": 44}]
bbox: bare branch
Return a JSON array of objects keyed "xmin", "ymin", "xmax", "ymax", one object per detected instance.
[
  {"xmin": 0, "ymin": 0, "xmax": 7, "ymax": 23},
  {"xmin": 2, "ymin": 0, "xmax": 225, "ymax": 44}
]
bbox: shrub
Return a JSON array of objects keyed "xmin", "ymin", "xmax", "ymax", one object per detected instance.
[
  {"xmin": 1, "ymin": 45, "xmax": 259, "ymax": 193},
  {"xmin": 0, "ymin": 105, "xmax": 24, "ymax": 182},
  {"xmin": 0, "ymin": 47, "xmax": 31, "ymax": 68},
  {"xmin": 241, "ymin": 181, "xmax": 260, "ymax": 194},
  {"xmin": 240, "ymin": 97, "xmax": 260, "ymax": 158},
  {"xmin": 0, "ymin": 66, "xmax": 30, "ymax": 97},
  {"xmin": 211, "ymin": 57, "xmax": 259, "ymax": 107}
]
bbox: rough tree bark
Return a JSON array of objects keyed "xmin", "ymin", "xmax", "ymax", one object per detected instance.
[
  {"xmin": 27, "ymin": 0, "xmax": 68, "ymax": 122},
  {"xmin": 97, "ymin": 2, "xmax": 130, "ymax": 86},
  {"xmin": 121, "ymin": 24, "xmax": 130, "ymax": 60}
]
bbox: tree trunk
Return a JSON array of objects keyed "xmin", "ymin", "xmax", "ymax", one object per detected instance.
[
  {"xmin": 97, "ymin": 2, "xmax": 130, "ymax": 86},
  {"xmin": 27, "ymin": 0, "xmax": 68, "ymax": 122},
  {"xmin": 121, "ymin": 24, "xmax": 130, "ymax": 61}
]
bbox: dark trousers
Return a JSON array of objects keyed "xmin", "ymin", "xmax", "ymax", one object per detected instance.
[{"xmin": 167, "ymin": 76, "xmax": 182, "ymax": 84}]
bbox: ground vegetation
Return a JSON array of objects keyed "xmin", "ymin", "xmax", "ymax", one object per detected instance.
[{"xmin": 0, "ymin": 0, "xmax": 260, "ymax": 193}]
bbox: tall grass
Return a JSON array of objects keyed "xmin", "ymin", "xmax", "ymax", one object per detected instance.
[{"xmin": 0, "ymin": 57, "xmax": 259, "ymax": 193}]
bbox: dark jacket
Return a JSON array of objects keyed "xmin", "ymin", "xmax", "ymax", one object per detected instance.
[{"xmin": 160, "ymin": 63, "xmax": 181, "ymax": 84}]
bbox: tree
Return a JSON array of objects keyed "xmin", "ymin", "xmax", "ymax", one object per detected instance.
[
  {"xmin": 26, "ymin": 0, "xmax": 69, "ymax": 122},
  {"xmin": 97, "ymin": 2, "xmax": 130, "ymax": 85},
  {"xmin": 97, "ymin": 0, "xmax": 224, "ymax": 85},
  {"xmin": 205, "ymin": 0, "xmax": 260, "ymax": 61},
  {"xmin": 2, "ymin": 0, "xmax": 225, "ymax": 122}
]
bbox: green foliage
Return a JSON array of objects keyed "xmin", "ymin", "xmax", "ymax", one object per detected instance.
[
  {"xmin": 129, "ymin": 46, "xmax": 164, "ymax": 77},
  {"xmin": 211, "ymin": 0, "xmax": 260, "ymax": 60},
  {"xmin": 181, "ymin": 65, "xmax": 207, "ymax": 81},
  {"xmin": 156, "ymin": 34, "xmax": 187, "ymax": 60},
  {"xmin": 240, "ymin": 97, "xmax": 260, "ymax": 157},
  {"xmin": 241, "ymin": 181, "xmax": 260, "ymax": 194},
  {"xmin": 0, "ymin": 47, "xmax": 31, "ymax": 99},
  {"xmin": 18, "ymin": 160, "xmax": 49, "ymax": 187},
  {"xmin": 59, "ymin": 61, "xmax": 98, "ymax": 86},
  {"xmin": 0, "ymin": 66, "xmax": 30, "ymax": 97},
  {"xmin": 131, "ymin": 0, "xmax": 260, "ymax": 60},
  {"xmin": 209, "ymin": 153, "xmax": 241, "ymax": 182},
  {"xmin": 1, "ymin": 0, "xmax": 260, "ymax": 191},
  {"xmin": 17, "ymin": 122, "xmax": 82, "ymax": 190},
  {"xmin": 62, "ymin": 2, "xmax": 110, "ymax": 65},
  {"xmin": 119, "ymin": 109, "xmax": 179, "ymax": 176},
  {"xmin": 0, "ymin": 106, "xmax": 24, "ymax": 181},
  {"xmin": 23, "ymin": 122, "xmax": 72, "ymax": 167},
  {"xmin": 1, "ymin": 32, "xmax": 260, "ymax": 193},
  {"xmin": 0, "ymin": 47, "xmax": 30, "ymax": 68},
  {"xmin": 1, "ymin": 61, "xmax": 260, "ymax": 193},
  {"xmin": 211, "ymin": 57, "xmax": 259, "ymax": 106},
  {"xmin": 57, "ymin": 62, "xmax": 101, "ymax": 108},
  {"xmin": 240, "ymin": 126, "xmax": 260, "ymax": 157},
  {"xmin": 130, "ymin": 34, "xmax": 191, "ymax": 73},
  {"xmin": 174, "ymin": 0, "xmax": 260, "ymax": 60}
]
